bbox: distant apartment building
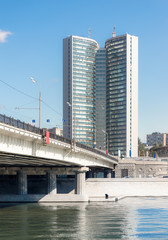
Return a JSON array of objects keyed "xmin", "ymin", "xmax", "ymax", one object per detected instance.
[
  {"xmin": 147, "ymin": 132, "xmax": 168, "ymax": 146},
  {"xmin": 49, "ymin": 127, "xmax": 63, "ymax": 136},
  {"xmin": 63, "ymin": 31, "xmax": 138, "ymax": 157}
]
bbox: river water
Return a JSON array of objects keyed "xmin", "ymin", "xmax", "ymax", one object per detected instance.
[{"xmin": 0, "ymin": 197, "xmax": 168, "ymax": 239}]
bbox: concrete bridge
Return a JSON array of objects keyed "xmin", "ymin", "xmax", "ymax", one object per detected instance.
[{"xmin": 0, "ymin": 114, "xmax": 118, "ymax": 202}]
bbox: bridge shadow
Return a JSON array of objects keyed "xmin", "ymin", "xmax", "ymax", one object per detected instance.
[{"xmin": 0, "ymin": 202, "xmax": 27, "ymax": 209}]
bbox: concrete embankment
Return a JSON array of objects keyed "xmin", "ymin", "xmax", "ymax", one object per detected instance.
[
  {"xmin": 1, "ymin": 178, "xmax": 168, "ymax": 203},
  {"xmin": 86, "ymin": 178, "xmax": 168, "ymax": 200}
]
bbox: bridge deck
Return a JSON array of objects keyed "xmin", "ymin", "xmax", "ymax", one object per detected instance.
[
  {"xmin": 0, "ymin": 151, "xmax": 80, "ymax": 167},
  {"xmin": 0, "ymin": 114, "xmax": 118, "ymax": 164}
]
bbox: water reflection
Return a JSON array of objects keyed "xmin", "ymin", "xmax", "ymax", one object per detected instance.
[{"xmin": 0, "ymin": 198, "xmax": 168, "ymax": 239}]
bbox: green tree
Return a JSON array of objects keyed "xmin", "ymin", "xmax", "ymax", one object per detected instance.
[
  {"xmin": 154, "ymin": 141, "xmax": 159, "ymax": 147},
  {"xmin": 138, "ymin": 138, "xmax": 146, "ymax": 156}
]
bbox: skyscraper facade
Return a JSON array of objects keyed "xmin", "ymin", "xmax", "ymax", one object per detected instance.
[
  {"xmin": 105, "ymin": 33, "xmax": 138, "ymax": 157},
  {"xmin": 63, "ymin": 32, "xmax": 138, "ymax": 157},
  {"xmin": 95, "ymin": 48, "xmax": 106, "ymax": 150},
  {"xmin": 63, "ymin": 36, "xmax": 99, "ymax": 147}
]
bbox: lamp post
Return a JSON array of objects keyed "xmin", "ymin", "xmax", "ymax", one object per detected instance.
[
  {"xmin": 30, "ymin": 77, "xmax": 41, "ymax": 129},
  {"xmin": 102, "ymin": 130, "xmax": 109, "ymax": 154}
]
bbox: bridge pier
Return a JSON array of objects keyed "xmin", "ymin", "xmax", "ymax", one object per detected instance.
[
  {"xmin": 76, "ymin": 167, "xmax": 89, "ymax": 195},
  {"xmin": 47, "ymin": 171, "xmax": 57, "ymax": 194},
  {"xmin": 105, "ymin": 169, "xmax": 112, "ymax": 178},
  {"xmin": 17, "ymin": 171, "xmax": 27, "ymax": 195}
]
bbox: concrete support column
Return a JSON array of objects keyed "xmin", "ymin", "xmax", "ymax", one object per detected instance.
[
  {"xmin": 17, "ymin": 171, "xmax": 27, "ymax": 195},
  {"xmin": 76, "ymin": 167, "xmax": 89, "ymax": 195},
  {"xmin": 105, "ymin": 169, "xmax": 112, "ymax": 178},
  {"xmin": 47, "ymin": 172, "xmax": 57, "ymax": 195}
]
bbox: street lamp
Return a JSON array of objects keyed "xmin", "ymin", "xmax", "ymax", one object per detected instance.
[
  {"xmin": 102, "ymin": 130, "xmax": 109, "ymax": 154},
  {"xmin": 30, "ymin": 77, "xmax": 41, "ymax": 128},
  {"xmin": 66, "ymin": 101, "xmax": 71, "ymax": 107}
]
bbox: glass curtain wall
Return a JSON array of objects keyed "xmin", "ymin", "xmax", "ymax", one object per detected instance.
[
  {"xmin": 72, "ymin": 37, "xmax": 98, "ymax": 147},
  {"xmin": 95, "ymin": 48, "xmax": 106, "ymax": 151},
  {"xmin": 105, "ymin": 35, "xmax": 127, "ymax": 156}
]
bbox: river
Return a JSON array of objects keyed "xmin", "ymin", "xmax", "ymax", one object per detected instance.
[{"xmin": 0, "ymin": 197, "xmax": 168, "ymax": 239}]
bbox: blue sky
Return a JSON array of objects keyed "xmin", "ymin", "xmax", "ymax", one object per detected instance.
[{"xmin": 0, "ymin": 0, "xmax": 168, "ymax": 142}]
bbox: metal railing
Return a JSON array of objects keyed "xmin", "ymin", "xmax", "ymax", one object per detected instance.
[
  {"xmin": 0, "ymin": 114, "xmax": 71, "ymax": 145},
  {"xmin": 49, "ymin": 132, "xmax": 71, "ymax": 144},
  {"xmin": 0, "ymin": 114, "xmax": 42, "ymax": 134},
  {"xmin": 76, "ymin": 142, "xmax": 116, "ymax": 161}
]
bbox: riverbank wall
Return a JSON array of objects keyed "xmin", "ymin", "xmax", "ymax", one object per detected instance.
[
  {"xmin": 86, "ymin": 178, "xmax": 168, "ymax": 199},
  {"xmin": 1, "ymin": 178, "xmax": 168, "ymax": 202}
]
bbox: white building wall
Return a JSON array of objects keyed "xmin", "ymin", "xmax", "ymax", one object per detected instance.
[{"xmin": 126, "ymin": 34, "xmax": 138, "ymax": 157}]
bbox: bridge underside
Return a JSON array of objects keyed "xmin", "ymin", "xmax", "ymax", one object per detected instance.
[
  {"xmin": 0, "ymin": 151, "xmax": 79, "ymax": 167},
  {"xmin": 0, "ymin": 152, "xmax": 115, "ymax": 202}
]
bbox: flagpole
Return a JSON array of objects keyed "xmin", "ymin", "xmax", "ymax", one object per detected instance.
[{"xmin": 39, "ymin": 90, "xmax": 41, "ymax": 129}]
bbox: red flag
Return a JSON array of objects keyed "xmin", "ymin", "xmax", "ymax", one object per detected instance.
[{"xmin": 46, "ymin": 131, "xmax": 50, "ymax": 144}]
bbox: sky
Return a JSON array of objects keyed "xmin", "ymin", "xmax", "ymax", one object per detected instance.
[{"xmin": 0, "ymin": 0, "xmax": 168, "ymax": 143}]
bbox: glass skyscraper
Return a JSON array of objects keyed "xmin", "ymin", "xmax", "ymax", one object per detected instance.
[
  {"xmin": 105, "ymin": 33, "xmax": 138, "ymax": 157},
  {"xmin": 95, "ymin": 48, "xmax": 106, "ymax": 150},
  {"xmin": 63, "ymin": 36, "xmax": 99, "ymax": 147},
  {"xmin": 63, "ymin": 33, "xmax": 138, "ymax": 157}
]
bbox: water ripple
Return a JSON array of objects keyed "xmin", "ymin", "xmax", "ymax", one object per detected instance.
[{"xmin": 0, "ymin": 198, "xmax": 168, "ymax": 239}]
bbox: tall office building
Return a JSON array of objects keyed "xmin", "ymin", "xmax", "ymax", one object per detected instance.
[
  {"xmin": 105, "ymin": 33, "xmax": 138, "ymax": 157},
  {"xmin": 63, "ymin": 32, "xmax": 138, "ymax": 157},
  {"xmin": 63, "ymin": 36, "xmax": 99, "ymax": 147},
  {"xmin": 95, "ymin": 48, "xmax": 106, "ymax": 150}
]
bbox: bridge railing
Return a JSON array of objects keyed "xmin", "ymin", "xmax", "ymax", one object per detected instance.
[
  {"xmin": 0, "ymin": 114, "xmax": 42, "ymax": 134},
  {"xmin": 49, "ymin": 132, "xmax": 71, "ymax": 144},
  {"xmin": 0, "ymin": 114, "xmax": 71, "ymax": 145},
  {"xmin": 76, "ymin": 142, "xmax": 115, "ymax": 160}
]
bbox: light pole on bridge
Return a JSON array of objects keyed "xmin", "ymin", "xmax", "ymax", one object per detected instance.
[{"xmin": 30, "ymin": 77, "xmax": 41, "ymax": 129}]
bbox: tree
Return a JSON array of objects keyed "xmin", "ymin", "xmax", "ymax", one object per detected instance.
[
  {"xmin": 138, "ymin": 138, "xmax": 146, "ymax": 156},
  {"xmin": 154, "ymin": 141, "xmax": 159, "ymax": 147}
]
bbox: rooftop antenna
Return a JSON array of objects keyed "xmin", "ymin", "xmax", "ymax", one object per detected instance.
[
  {"xmin": 89, "ymin": 28, "xmax": 91, "ymax": 38},
  {"xmin": 112, "ymin": 25, "xmax": 116, "ymax": 38}
]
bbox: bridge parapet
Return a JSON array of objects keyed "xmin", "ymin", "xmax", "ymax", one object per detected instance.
[
  {"xmin": 0, "ymin": 114, "xmax": 118, "ymax": 164},
  {"xmin": 0, "ymin": 114, "xmax": 42, "ymax": 134},
  {"xmin": 0, "ymin": 114, "xmax": 71, "ymax": 144}
]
